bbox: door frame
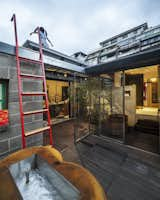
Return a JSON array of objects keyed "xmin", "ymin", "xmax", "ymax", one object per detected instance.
[{"xmin": 158, "ymin": 65, "xmax": 160, "ymax": 153}]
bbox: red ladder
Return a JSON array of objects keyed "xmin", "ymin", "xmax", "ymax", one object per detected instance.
[{"xmin": 11, "ymin": 14, "xmax": 53, "ymax": 148}]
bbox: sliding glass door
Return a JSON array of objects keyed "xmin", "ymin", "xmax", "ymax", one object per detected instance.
[
  {"xmin": 73, "ymin": 74, "xmax": 126, "ymax": 143},
  {"xmin": 158, "ymin": 65, "xmax": 160, "ymax": 153},
  {"xmin": 99, "ymin": 72, "xmax": 125, "ymax": 142}
]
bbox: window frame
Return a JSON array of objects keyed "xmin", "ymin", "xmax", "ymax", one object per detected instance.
[
  {"xmin": 122, "ymin": 34, "xmax": 128, "ymax": 39},
  {"xmin": 111, "ymin": 38, "xmax": 117, "ymax": 44},
  {"xmin": 0, "ymin": 80, "xmax": 8, "ymax": 110}
]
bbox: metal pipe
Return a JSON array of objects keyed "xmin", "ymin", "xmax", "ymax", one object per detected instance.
[
  {"xmin": 73, "ymin": 72, "xmax": 77, "ymax": 144},
  {"xmin": 122, "ymin": 70, "xmax": 126, "ymax": 144}
]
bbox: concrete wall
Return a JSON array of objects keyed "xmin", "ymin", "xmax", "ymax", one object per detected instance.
[
  {"xmin": 113, "ymin": 72, "xmax": 136, "ymax": 126},
  {"xmin": 0, "ymin": 53, "xmax": 44, "ymax": 157},
  {"xmin": 112, "ymin": 85, "xmax": 136, "ymax": 126},
  {"xmin": 125, "ymin": 85, "xmax": 136, "ymax": 126}
]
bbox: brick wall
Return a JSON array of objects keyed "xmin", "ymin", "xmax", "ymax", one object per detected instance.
[{"xmin": 0, "ymin": 53, "xmax": 44, "ymax": 156}]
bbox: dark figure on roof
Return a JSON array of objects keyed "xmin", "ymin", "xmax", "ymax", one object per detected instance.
[{"xmin": 30, "ymin": 27, "xmax": 53, "ymax": 48}]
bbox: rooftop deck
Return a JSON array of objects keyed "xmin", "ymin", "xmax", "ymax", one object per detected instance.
[
  {"xmin": 54, "ymin": 120, "xmax": 160, "ymax": 200},
  {"xmin": 1, "ymin": 120, "xmax": 159, "ymax": 200},
  {"xmin": 77, "ymin": 136, "xmax": 160, "ymax": 200}
]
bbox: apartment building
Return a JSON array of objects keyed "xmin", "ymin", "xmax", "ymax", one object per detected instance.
[{"xmin": 86, "ymin": 23, "xmax": 160, "ymax": 65}]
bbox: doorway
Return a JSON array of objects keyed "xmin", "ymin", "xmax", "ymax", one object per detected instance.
[
  {"xmin": 94, "ymin": 73, "xmax": 125, "ymax": 142},
  {"xmin": 125, "ymin": 65, "xmax": 159, "ymax": 153}
]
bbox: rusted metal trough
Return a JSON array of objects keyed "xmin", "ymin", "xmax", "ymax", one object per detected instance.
[{"xmin": 0, "ymin": 146, "xmax": 106, "ymax": 200}]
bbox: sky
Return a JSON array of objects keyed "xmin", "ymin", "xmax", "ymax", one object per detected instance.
[{"xmin": 0, "ymin": 0, "xmax": 160, "ymax": 55}]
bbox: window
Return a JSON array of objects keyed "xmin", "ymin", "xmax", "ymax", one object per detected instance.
[
  {"xmin": 107, "ymin": 52, "xmax": 116, "ymax": 58},
  {"xmin": 122, "ymin": 34, "xmax": 128, "ymax": 39},
  {"xmin": 103, "ymin": 42, "xmax": 109, "ymax": 46},
  {"xmin": 142, "ymin": 40, "xmax": 148, "ymax": 46},
  {"xmin": 0, "ymin": 80, "xmax": 8, "ymax": 110},
  {"xmin": 46, "ymin": 80, "xmax": 70, "ymax": 120},
  {"xmin": 100, "ymin": 55, "xmax": 107, "ymax": 61},
  {"xmin": 0, "ymin": 80, "xmax": 8, "ymax": 126},
  {"xmin": 150, "ymin": 38, "xmax": 155, "ymax": 43},
  {"xmin": 111, "ymin": 38, "xmax": 117, "ymax": 44},
  {"xmin": 133, "ymin": 30, "xmax": 137, "ymax": 34}
]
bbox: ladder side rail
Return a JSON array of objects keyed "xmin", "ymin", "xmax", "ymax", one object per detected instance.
[
  {"xmin": 38, "ymin": 28, "xmax": 53, "ymax": 146},
  {"xmin": 11, "ymin": 14, "xmax": 26, "ymax": 148}
]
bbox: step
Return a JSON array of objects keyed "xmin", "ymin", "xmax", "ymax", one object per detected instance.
[
  {"xmin": 136, "ymin": 123, "xmax": 159, "ymax": 129},
  {"xmin": 20, "ymin": 73, "xmax": 44, "ymax": 79},
  {"xmin": 135, "ymin": 124, "xmax": 159, "ymax": 131},
  {"xmin": 21, "ymin": 92, "xmax": 46, "ymax": 96},
  {"xmin": 19, "ymin": 57, "xmax": 42, "ymax": 65},
  {"xmin": 81, "ymin": 137, "xmax": 97, "ymax": 147},
  {"xmin": 23, "ymin": 109, "xmax": 48, "ymax": 115},
  {"xmin": 135, "ymin": 124, "xmax": 159, "ymax": 135},
  {"xmin": 25, "ymin": 126, "xmax": 50, "ymax": 137},
  {"xmin": 137, "ymin": 119, "xmax": 159, "ymax": 128}
]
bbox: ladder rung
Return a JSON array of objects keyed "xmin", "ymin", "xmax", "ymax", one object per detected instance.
[
  {"xmin": 20, "ymin": 73, "xmax": 44, "ymax": 79},
  {"xmin": 23, "ymin": 109, "xmax": 48, "ymax": 115},
  {"xmin": 21, "ymin": 92, "xmax": 46, "ymax": 96},
  {"xmin": 19, "ymin": 57, "xmax": 42, "ymax": 65},
  {"xmin": 25, "ymin": 126, "xmax": 50, "ymax": 137}
]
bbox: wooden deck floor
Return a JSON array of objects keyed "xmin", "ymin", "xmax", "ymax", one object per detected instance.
[
  {"xmin": 1, "ymin": 120, "xmax": 159, "ymax": 200},
  {"xmin": 52, "ymin": 121, "xmax": 160, "ymax": 200},
  {"xmin": 76, "ymin": 136, "xmax": 160, "ymax": 200}
]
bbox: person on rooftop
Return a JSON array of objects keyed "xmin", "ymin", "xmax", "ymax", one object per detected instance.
[{"xmin": 30, "ymin": 27, "xmax": 53, "ymax": 48}]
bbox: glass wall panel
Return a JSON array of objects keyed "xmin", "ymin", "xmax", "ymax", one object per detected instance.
[
  {"xmin": 74, "ymin": 74, "xmax": 125, "ymax": 143},
  {"xmin": 46, "ymin": 80, "xmax": 70, "ymax": 123},
  {"xmin": 98, "ymin": 72, "xmax": 125, "ymax": 142},
  {"xmin": 158, "ymin": 66, "xmax": 160, "ymax": 153},
  {"xmin": 74, "ymin": 77, "xmax": 101, "ymax": 141}
]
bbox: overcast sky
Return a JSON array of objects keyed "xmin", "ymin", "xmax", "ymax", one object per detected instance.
[{"xmin": 0, "ymin": 0, "xmax": 160, "ymax": 55}]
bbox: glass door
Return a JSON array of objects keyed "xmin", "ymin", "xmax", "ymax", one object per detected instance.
[
  {"xmin": 73, "ymin": 77, "xmax": 92, "ymax": 142},
  {"xmin": 158, "ymin": 65, "xmax": 160, "ymax": 153},
  {"xmin": 73, "ymin": 74, "xmax": 126, "ymax": 143},
  {"xmin": 99, "ymin": 72, "xmax": 125, "ymax": 142}
]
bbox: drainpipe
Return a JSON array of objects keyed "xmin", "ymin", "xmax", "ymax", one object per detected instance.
[
  {"xmin": 73, "ymin": 72, "xmax": 77, "ymax": 144},
  {"xmin": 122, "ymin": 70, "xmax": 126, "ymax": 144}
]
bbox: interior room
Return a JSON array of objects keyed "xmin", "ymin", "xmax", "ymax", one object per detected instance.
[
  {"xmin": 46, "ymin": 79, "xmax": 70, "ymax": 123},
  {"xmin": 125, "ymin": 65, "xmax": 159, "ymax": 153},
  {"xmin": 126, "ymin": 65, "xmax": 158, "ymax": 111}
]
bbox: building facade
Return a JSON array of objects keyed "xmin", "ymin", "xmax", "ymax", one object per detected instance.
[
  {"xmin": 84, "ymin": 23, "xmax": 160, "ymax": 154},
  {"xmin": 86, "ymin": 23, "xmax": 160, "ymax": 65},
  {"xmin": 0, "ymin": 22, "xmax": 160, "ymax": 157},
  {"xmin": 0, "ymin": 41, "xmax": 86, "ymax": 156}
]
